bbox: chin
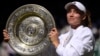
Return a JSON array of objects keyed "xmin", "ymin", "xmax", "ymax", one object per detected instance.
[{"xmin": 69, "ymin": 22, "xmax": 75, "ymax": 25}]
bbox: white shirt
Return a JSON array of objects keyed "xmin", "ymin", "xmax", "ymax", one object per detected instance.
[{"xmin": 56, "ymin": 25, "xmax": 94, "ymax": 56}]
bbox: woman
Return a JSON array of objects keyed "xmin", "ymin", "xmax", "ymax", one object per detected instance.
[
  {"xmin": 49, "ymin": 1, "xmax": 94, "ymax": 56},
  {"xmin": 3, "ymin": 1, "xmax": 94, "ymax": 56}
]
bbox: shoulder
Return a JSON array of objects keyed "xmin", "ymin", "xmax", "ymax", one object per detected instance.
[
  {"xmin": 78, "ymin": 27, "xmax": 94, "ymax": 40},
  {"xmin": 82, "ymin": 27, "xmax": 93, "ymax": 35},
  {"xmin": 75, "ymin": 26, "xmax": 93, "ymax": 38},
  {"xmin": 74, "ymin": 26, "xmax": 94, "ymax": 40}
]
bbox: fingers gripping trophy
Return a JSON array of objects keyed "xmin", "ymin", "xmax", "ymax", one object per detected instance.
[{"xmin": 4, "ymin": 4, "xmax": 55, "ymax": 56}]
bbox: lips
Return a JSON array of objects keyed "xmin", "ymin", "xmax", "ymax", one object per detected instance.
[{"xmin": 69, "ymin": 18, "xmax": 74, "ymax": 20}]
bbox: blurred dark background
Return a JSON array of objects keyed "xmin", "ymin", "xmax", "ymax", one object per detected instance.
[{"xmin": 0, "ymin": 0, "xmax": 100, "ymax": 43}]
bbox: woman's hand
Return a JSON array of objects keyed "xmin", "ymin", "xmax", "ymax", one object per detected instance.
[
  {"xmin": 3, "ymin": 29, "xmax": 10, "ymax": 42},
  {"xmin": 48, "ymin": 28, "xmax": 59, "ymax": 48}
]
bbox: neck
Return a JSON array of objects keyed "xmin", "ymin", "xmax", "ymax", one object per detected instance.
[{"xmin": 71, "ymin": 25, "xmax": 81, "ymax": 29}]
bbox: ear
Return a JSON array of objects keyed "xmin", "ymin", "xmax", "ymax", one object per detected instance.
[{"xmin": 82, "ymin": 16, "xmax": 86, "ymax": 20}]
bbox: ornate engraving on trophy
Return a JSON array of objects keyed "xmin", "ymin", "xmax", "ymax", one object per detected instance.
[{"xmin": 6, "ymin": 4, "xmax": 55, "ymax": 56}]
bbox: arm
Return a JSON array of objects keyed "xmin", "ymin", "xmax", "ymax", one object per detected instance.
[
  {"xmin": 56, "ymin": 28, "xmax": 94, "ymax": 56},
  {"xmin": 48, "ymin": 28, "xmax": 59, "ymax": 48},
  {"xmin": 70, "ymin": 30, "xmax": 94, "ymax": 56}
]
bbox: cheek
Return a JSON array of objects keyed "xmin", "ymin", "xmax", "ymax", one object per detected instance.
[
  {"xmin": 74, "ymin": 19, "xmax": 81, "ymax": 23},
  {"xmin": 66, "ymin": 14, "xmax": 70, "ymax": 21},
  {"xmin": 73, "ymin": 18, "xmax": 82, "ymax": 26},
  {"xmin": 73, "ymin": 15, "xmax": 82, "ymax": 23}
]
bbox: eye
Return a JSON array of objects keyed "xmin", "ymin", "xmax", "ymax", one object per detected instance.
[{"xmin": 67, "ymin": 10, "xmax": 71, "ymax": 13}]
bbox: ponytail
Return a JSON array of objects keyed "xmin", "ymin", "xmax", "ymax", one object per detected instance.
[{"xmin": 83, "ymin": 10, "xmax": 92, "ymax": 28}]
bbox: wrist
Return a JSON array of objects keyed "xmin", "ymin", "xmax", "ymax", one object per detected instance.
[{"xmin": 52, "ymin": 40, "xmax": 59, "ymax": 48}]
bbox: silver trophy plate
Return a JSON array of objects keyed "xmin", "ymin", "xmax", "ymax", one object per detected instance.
[{"xmin": 6, "ymin": 4, "xmax": 55, "ymax": 56}]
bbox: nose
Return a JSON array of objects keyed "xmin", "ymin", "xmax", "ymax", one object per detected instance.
[{"xmin": 69, "ymin": 12, "xmax": 74, "ymax": 17}]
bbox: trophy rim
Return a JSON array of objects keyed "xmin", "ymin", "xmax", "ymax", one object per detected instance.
[{"xmin": 6, "ymin": 4, "xmax": 55, "ymax": 55}]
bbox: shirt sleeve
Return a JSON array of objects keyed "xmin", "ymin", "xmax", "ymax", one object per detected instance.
[
  {"xmin": 69, "ymin": 28, "xmax": 94, "ymax": 56},
  {"xmin": 56, "ymin": 34, "xmax": 65, "ymax": 56},
  {"xmin": 56, "ymin": 43, "xmax": 64, "ymax": 56}
]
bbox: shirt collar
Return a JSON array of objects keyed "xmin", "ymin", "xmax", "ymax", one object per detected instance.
[{"xmin": 71, "ymin": 25, "xmax": 84, "ymax": 33}]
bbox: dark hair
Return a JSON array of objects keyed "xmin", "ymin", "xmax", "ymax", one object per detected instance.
[{"xmin": 82, "ymin": 10, "xmax": 92, "ymax": 28}]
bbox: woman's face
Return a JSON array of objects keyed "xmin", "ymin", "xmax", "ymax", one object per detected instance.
[{"xmin": 66, "ymin": 8, "xmax": 84, "ymax": 28}]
